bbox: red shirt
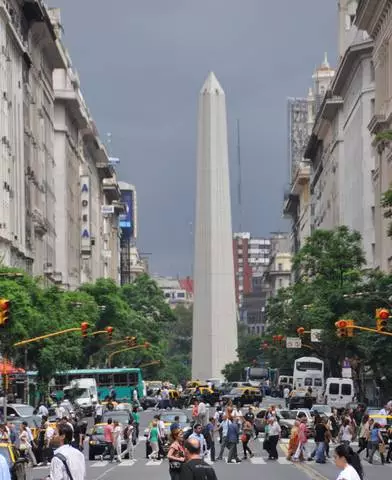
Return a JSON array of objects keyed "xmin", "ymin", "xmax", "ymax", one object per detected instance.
[{"xmin": 104, "ymin": 424, "xmax": 113, "ymax": 443}]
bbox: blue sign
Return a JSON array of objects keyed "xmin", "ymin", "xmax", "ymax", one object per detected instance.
[
  {"xmin": 120, "ymin": 190, "xmax": 134, "ymax": 238},
  {"xmin": 81, "ymin": 184, "xmax": 89, "ymax": 192}
]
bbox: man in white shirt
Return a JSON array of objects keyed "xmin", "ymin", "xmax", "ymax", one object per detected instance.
[
  {"xmin": 283, "ymin": 387, "xmax": 290, "ymax": 407},
  {"xmin": 50, "ymin": 423, "xmax": 85, "ymax": 480},
  {"xmin": 198, "ymin": 401, "xmax": 207, "ymax": 426},
  {"xmin": 55, "ymin": 403, "xmax": 66, "ymax": 420},
  {"xmin": 94, "ymin": 402, "xmax": 103, "ymax": 424},
  {"xmin": 217, "ymin": 415, "xmax": 231, "ymax": 460},
  {"xmin": 38, "ymin": 403, "xmax": 49, "ymax": 417}
]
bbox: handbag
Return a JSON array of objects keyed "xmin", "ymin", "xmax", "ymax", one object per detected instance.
[
  {"xmin": 240, "ymin": 434, "xmax": 247, "ymax": 443},
  {"xmin": 169, "ymin": 461, "xmax": 182, "ymax": 471},
  {"xmin": 379, "ymin": 443, "xmax": 386, "ymax": 454}
]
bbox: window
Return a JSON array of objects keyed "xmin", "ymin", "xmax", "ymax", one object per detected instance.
[
  {"xmin": 165, "ymin": 292, "xmax": 170, "ymax": 298},
  {"xmin": 370, "ymin": 61, "xmax": 375, "ymax": 82},
  {"xmin": 98, "ymin": 374, "xmax": 112, "ymax": 385},
  {"xmin": 314, "ymin": 378, "xmax": 323, "ymax": 387},
  {"xmin": 278, "ymin": 263, "xmax": 283, "ymax": 271},
  {"xmin": 113, "ymin": 373, "xmax": 128, "ymax": 385},
  {"xmin": 341, "ymin": 384, "xmax": 352, "ymax": 396},
  {"xmin": 177, "ymin": 292, "xmax": 185, "ymax": 298},
  {"xmin": 304, "ymin": 378, "xmax": 313, "ymax": 386},
  {"xmin": 295, "ymin": 361, "xmax": 322, "ymax": 371},
  {"xmin": 329, "ymin": 383, "xmax": 339, "ymax": 395},
  {"xmin": 129, "ymin": 372, "xmax": 138, "ymax": 385}
]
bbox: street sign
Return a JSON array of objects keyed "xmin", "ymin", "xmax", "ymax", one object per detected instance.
[
  {"xmin": 342, "ymin": 367, "xmax": 352, "ymax": 378},
  {"xmin": 311, "ymin": 329, "xmax": 323, "ymax": 342},
  {"xmin": 108, "ymin": 156, "xmax": 120, "ymax": 165},
  {"xmin": 101, "ymin": 205, "xmax": 115, "ymax": 215},
  {"xmin": 286, "ymin": 337, "xmax": 302, "ymax": 349}
]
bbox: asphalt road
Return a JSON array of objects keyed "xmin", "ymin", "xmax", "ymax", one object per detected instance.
[{"xmin": 30, "ymin": 404, "xmax": 392, "ymax": 480}]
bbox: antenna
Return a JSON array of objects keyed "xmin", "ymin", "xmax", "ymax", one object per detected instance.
[{"xmin": 237, "ymin": 119, "xmax": 243, "ymax": 232}]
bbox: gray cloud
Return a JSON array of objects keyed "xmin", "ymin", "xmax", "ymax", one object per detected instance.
[{"xmin": 49, "ymin": 0, "xmax": 336, "ymax": 276}]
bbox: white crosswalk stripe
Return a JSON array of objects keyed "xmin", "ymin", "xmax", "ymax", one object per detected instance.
[
  {"xmin": 91, "ymin": 461, "xmax": 109, "ymax": 467},
  {"xmin": 145, "ymin": 459, "xmax": 163, "ymax": 466},
  {"xmin": 119, "ymin": 459, "xmax": 136, "ymax": 466},
  {"xmin": 250, "ymin": 457, "xmax": 266, "ymax": 464}
]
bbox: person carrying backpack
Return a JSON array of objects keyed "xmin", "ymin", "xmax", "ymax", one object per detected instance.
[{"xmin": 120, "ymin": 420, "xmax": 135, "ymax": 461}]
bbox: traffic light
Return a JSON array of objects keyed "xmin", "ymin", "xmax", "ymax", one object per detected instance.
[
  {"xmin": 335, "ymin": 320, "xmax": 348, "ymax": 338},
  {"xmin": 0, "ymin": 298, "xmax": 10, "ymax": 326},
  {"xmin": 80, "ymin": 322, "xmax": 89, "ymax": 337},
  {"xmin": 346, "ymin": 319, "xmax": 355, "ymax": 337},
  {"xmin": 127, "ymin": 336, "xmax": 137, "ymax": 347},
  {"xmin": 144, "ymin": 341, "xmax": 151, "ymax": 349},
  {"xmin": 297, "ymin": 327, "xmax": 305, "ymax": 336},
  {"xmin": 106, "ymin": 326, "xmax": 114, "ymax": 339},
  {"xmin": 376, "ymin": 308, "xmax": 389, "ymax": 332}
]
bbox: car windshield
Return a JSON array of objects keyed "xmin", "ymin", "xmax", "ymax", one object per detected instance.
[
  {"xmin": 230, "ymin": 388, "xmax": 244, "ymax": 395},
  {"xmin": 367, "ymin": 409, "xmax": 380, "ymax": 416},
  {"xmin": 9, "ymin": 405, "xmax": 34, "ymax": 417},
  {"xmin": 279, "ymin": 411, "xmax": 298, "ymax": 420},
  {"xmin": 102, "ymin": 413, "xmax": 128, "ymax": 424},
  {"xmin": 162, "ymin": 414, "xmax": 187, "ymax": 424},
  {"xmin": 94, "ymin": 426, "xmax": 105, "ymax": 435},
  {"xmin": 312, "ymin": 405, "xmax": 329, "ymax": 413},
  {"xmin": 0, "ymin": 446, "xmax": 11, "ymax": 466}
]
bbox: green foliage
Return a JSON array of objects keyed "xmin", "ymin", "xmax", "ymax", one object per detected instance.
[
  {"xmin": 0, "ymin": 269, "xmax": 183, "ymax": 387},
  {"xmin": 263, "ymin": 226, "xmax": 392, "ymax": 399}
]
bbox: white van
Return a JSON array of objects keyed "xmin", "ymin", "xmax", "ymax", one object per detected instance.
[
  {"xmin": 324, "ymin": 378, "xmax": 354, "ymax": 408},
  {"xmin": 63, "ymin": 378, "xmax": 98, "ymax": 416}
]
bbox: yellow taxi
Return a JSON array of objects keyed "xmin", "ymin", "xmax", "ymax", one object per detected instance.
[
  {"xmin": 0, "ymin": 442, "xmax": 28, "ymax": 480},
  {"xmin": 222, "ymin": 386, "xmax": 262, "ymax": 406}
]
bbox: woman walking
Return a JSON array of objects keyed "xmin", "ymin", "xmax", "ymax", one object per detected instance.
[
  {"xmin": 287, "ymin": 420, "xmax": 300, "ymax": 461},
  {"xmin": 267, "ymin": 417, "xmax": 281, "ymax": 460},
  {"xmin": 368, "ymin": 422, "xmax": 385, "ymax": 465},
  {"xmin": 334, "ymin": 444, "xmax": 363, "ymax": 480},
  {"xmin": 148, "ymin": 420, "xmax": 160, "ymax": 461},
  {"xmin": 167, "ymin": 429, "xmax": 185, "ymax": 480},
  {"xmin": 357, "ymin": 415, "xmax": 370, "ymax": 458},
  {"xmin": 241, "ymin": 419, "xmax": 254, "ymax": 460},
  {"xmin": 339, "ymin": 419, "xmax": 353, "ymax": 446},
  {"xmin": 19, "ymin": 424, "xmax": 37, "ymax": 466}
]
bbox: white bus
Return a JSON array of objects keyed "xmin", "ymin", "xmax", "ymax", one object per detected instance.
[{"xmin": 293, "ymin": 356, "xmax": 325, "ymax": 400}]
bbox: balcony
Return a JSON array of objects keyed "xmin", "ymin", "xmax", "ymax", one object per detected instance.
[
  {"xmin": 102, "ymin": 178, "xmax": 121, "ymax": 202},
  {"xmin": 32, "ymin": 208, "xmax": 48, "ymax": 236}
]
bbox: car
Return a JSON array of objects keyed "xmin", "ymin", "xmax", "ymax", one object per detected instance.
[
  {"xmin": 0, "ymin": 404, "xmax": 35, "ymax": 418},
  {"xmin": 310, "ymin": 405, "xmax": 333, "ymax": 417},
  {"xmin": 277, "ymin": 408, "xmax": 316, "ymax": 437},
  {"xmin": 222, "ymin": 387, "xmax": 263, "ymax": 407},
  {"xmin": 0, "ymin": 442, "xmax": 29, "ymax": 480},
  {"xmin": 88, "ymin": 423, "xmax": 129, "ymax": 461},
  {"xmin": 141, "ymin": 395, "xmax": 158, "ymax": 410},
  {"xmin": 102, "ymin": 411, "xmax": 130, "ymax": 425}
]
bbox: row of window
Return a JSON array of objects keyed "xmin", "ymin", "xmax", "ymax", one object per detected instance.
[{"xmin": 54, "ymin": 373, "xmax": 138, "ymax": 387}]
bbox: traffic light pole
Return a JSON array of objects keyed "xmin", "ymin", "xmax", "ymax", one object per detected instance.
[
  {"xmin": 13, "ymin": 327, "xmax": 83, "ymax": 347},
  {"xmin": 350, "ymin": 325, "xmax": 392, "ymax": 337},
  {"xmin": 107, "ymin": 344, "xmax": 148, "ymax": 367}
]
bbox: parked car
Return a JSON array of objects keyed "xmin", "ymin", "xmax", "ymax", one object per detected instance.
[
  {"xmin": 222, "ymin": 387, "xmax": 263, "ymax": 407},
  {"xmin": 0, "ymin": 404, "xmax": 35, "ymax": 418},
  {"xmin": 0, "ymin": 442, "xmax": 29, "ymax": 480}
]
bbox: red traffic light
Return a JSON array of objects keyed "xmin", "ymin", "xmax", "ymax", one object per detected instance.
[
  {"xmin": 80, "ymin": 322, "xmax": 89, "ymax": 337},
  {"xmin": 106, "ymin": 326, "xmax": 114, "ymax": 339},
  {"xmin": 335, "ymin": 320, "xmax": 347, "ymax": 329},
  {"xmin": 276, "ymin": 335, "xmax": 283, "ymax": 342},
  {"xmin": 297, "ymin": 327, "xmax": 305, "ymax": 335},
  {"xmin": 144, "ymin": 341, "xmax": 151, "ymax": 348},
  {"xmin": 378, "ymin": 308, "xmax": 389, "ymax": 320},
  {"xmin": 0, "ymin": 299, "xmax": 10, "ymax": 326}
]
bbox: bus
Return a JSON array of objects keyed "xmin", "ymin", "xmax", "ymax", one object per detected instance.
[
  {"xmin": 28, "ymin": 367, "xmax": 144, "ymax": 403},
  {"xmin": 293, "ymin": 356, "xmax": 325, "ymax": 399},
  {"xmin": 245, "ymin": 367, "xmax": 269, "ymax": 387}
]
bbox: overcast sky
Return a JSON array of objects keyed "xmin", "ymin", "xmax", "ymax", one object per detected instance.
[{"xmin": 49, "ymin": 0, "xmax": 336, "ymax": 277}]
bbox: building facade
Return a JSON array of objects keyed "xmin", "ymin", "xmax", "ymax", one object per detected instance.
[
  {"xmin": 153, "ymin": 275, "xmax": 193, "ymax": 309},
  {"xmin": 305, "ymin": 1, "xmax": 375, "ymax": 266},
  {"xmin": 356, "ymin": 0, "xmax": 392, "ymax": 271},
  {"xmin": 284, "ymin": 56, "xmax": 335, "ymax": 255},
  {"xmin": 0, "ymin": 1, "xmax": 124, "ymax": 286},
  {"xmin": 264, "ymin": 233, "xmax": 292, "ymax": 299}
]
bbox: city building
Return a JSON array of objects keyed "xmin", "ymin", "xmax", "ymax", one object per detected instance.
[
  {"xmin": 355, "ymin": 0, "xmax": 392, "ymax": 271},
  {"xmin": 118, "ymin": 182, "xmax": 143, "ymax": 284},
  {"xmin": 153, "ymin": 275, "xmax": 193, "ymax": 308},
  {"xmin": 263, "ymin": 233, "xmax": 292, "ymax": 299},
  {"xmin": 305, "ymin": 1, "xmax": 375, "ymax": 265},
  {"xmin": 233, "ymin": 233, "xmax": 271, "ymax": 306},
  {"xmin": 284, "ymin": 56, "xmax": 335, "ymax": 255},
  {"xmin": 0, "ymin": 1, "xmax": 124, "ymax": 286}
]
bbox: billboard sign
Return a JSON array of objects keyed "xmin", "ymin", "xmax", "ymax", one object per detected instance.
[
  {"xmin": 108, "ymin": 157, "xmax": 120, "ymax": 165},
  {"xmin": 101, "ymin": 205, "xmax": 115, "ymax": 215},
  {"xmin": 119, "ymin": 190, "xmax": 134, "ymax": 238}
]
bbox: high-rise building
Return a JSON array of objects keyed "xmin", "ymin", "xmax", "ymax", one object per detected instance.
[
  {"xmin": 233, "ymin": 233, "xmax": 271, "ymax": 306},
  {"xmin": 355, "ymin": 0, "xmax": 392, "ymax": 271},
  {"xmin": 284, "ymin": 56, "xmax": 335, "ymax": 256}
]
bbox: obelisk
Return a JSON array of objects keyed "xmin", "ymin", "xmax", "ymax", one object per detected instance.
[{"xmin": 192, "ymin": 72, "xmax": 238, "ymax": 380}]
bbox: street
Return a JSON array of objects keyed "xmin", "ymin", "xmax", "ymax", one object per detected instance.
[{"xmin": 30, "ymin": 408, "xmax": 392, "ymax": 480}]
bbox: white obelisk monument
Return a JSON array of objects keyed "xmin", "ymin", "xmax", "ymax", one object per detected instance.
[{"xmin": 192, "ymin": 72, "xmax": 238, "ymax": 380}]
